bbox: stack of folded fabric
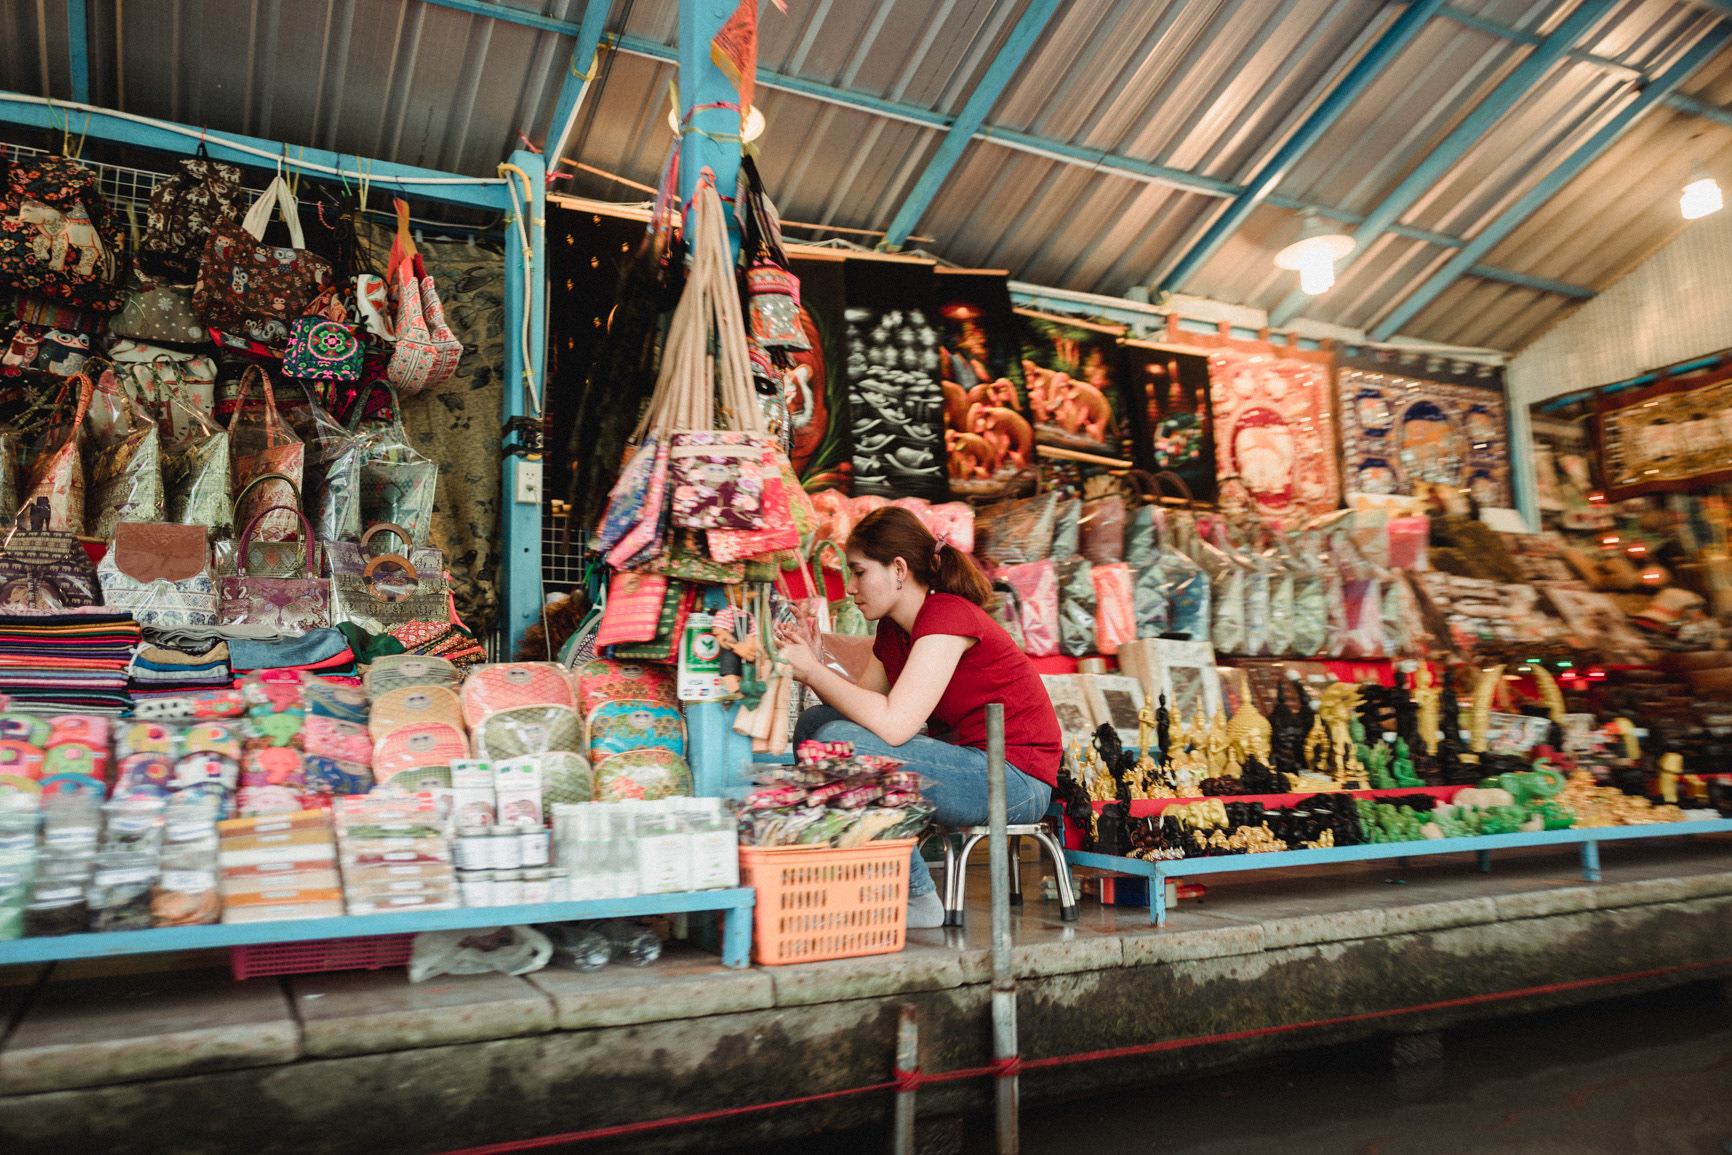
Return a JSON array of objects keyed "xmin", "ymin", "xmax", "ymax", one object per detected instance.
[
  {"xmin": 128, "ymin": 639, "xmax": 233, "ymax": 700},
  {"xmin": 0, "ymin": 613, "xmax": 142, "ymax": 714},
  {"xmin": 229, "ymin": 628, "xmax": 360, "ymax": 680}
]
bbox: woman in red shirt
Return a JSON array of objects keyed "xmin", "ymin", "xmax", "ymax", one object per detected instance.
[{"xmin": 777, "ymin": 507, "xmax": 1062, "ymax": 928}]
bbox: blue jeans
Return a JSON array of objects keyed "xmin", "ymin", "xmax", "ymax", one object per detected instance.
[{"xmin": 795, "ymin": 706, "xmax": 1053, "ymax": 897}]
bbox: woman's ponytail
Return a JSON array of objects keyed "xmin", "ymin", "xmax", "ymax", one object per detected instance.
[{"xmin": 847, "ymin": 506, "xmax": 993, "ymax": 606}]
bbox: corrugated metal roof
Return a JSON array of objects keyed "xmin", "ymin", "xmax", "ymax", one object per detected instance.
[{"xmin": 5, "ymin": 0, "xmax": 1732, "ymax": 352}]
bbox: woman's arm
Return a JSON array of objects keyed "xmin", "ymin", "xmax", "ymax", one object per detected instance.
[{"xmin": 779, "ymin": 630, "xmax": 970, "ymax": 748}]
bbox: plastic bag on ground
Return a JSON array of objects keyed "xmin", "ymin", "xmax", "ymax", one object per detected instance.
[{"xmin": 408, "ymin": 924, "xmax": 554, "ymax": 982}]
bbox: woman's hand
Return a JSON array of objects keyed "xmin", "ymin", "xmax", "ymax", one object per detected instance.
[{"xmin": 774, "ymin": 622, "xmax": 823, "ymax": 684}]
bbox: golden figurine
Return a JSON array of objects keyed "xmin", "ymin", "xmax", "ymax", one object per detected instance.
[
  {"xmin": 1205, "ymin": 708, "xmax": 1231, "ymax": 778},
  {"xmin": 1226, "ymin": 698, "xmax": 1273, "ymax": 767},
  {"xmin": 1413, "ymin": 663, "xmax": 1442, "ymax": 756},
  {"xmin": 1137, "ymin": 698, "xmax": 1158, "ymax": 756}
]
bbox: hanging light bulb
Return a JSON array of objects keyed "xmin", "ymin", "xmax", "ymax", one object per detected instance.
[
  {"xmin": 1681, "ymin": 164, "xmax": 1722, "ymax": 220},
  {"xmin": 1274, "ymin": 215, "xmax": 1354, "ymax": 295}
]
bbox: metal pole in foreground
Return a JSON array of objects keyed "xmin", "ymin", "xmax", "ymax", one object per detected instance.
[
  {"xmin": 985, "ymin": 703, "xmax": 1020, "ymax": 1153},
  {"xmin": 892, "ymin": 1003, "xmax": 919, "ymax": 1155}
]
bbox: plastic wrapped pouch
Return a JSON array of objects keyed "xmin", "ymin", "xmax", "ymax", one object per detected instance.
[
  {"xmin": 984, "ymin": 581, "xmax": 1025, "ymax": 649},
  {"xmin": 1091, "ymin": 562, "xmax": 1135, "ymax": 655},
  {"xmin": 474, "ymin": 706, "xmax": 584, "ymax": 761},
  {"xmin": 594, "ymin": 748, "xmax": 693, "ymax": 801},
  {"xmin": 87, "ymin": 383, "xmax": 164, "ymax": 539},
  {"xmin": 1056, "ymin": 556, "xmax": 1096, "ymax": 658},
  {"xmin": 1192, "ymin": 528, "xmax": 1245, "ymax": 655},
  {"xmin": 1341, "ymin": 577, "xmax": 1386, "ymax": 658},
  {"xmin": 1079, "ymin": 496, "xmax": 1125, "ymax": 565},
  {"xmin": 228, "ymin": 366, "xmax": 303, "ymax": 543},
  {"xmin": 1123, "ymin": 503, "xmax": 1155, "ymax": 568},
  {"xmin": 162, "ymin": 409, "xmax": 232, "ymax": 535},
  {"xmin": 999, "ymin": 559, "xmax": 1058, "ymax": 658},
  {"xmin": 1243, "ymin": 548, "xmax": 1271, "ymax": 657},
  {"xmin": 1132, "ymin": 561, "xmax": 1168, "ymax": 639},
  {"xmin": 1051, "ymin": 497, "xmax": 1081, "ymax": 560},
  {"xmin": 300, "ymin": 396, "xmax": 363, "ymax": 543},
  {"xmin": 1152, "ymin": 509, "xmax": 1210, "ymax": 643},
  {"xmin": 1381, "ymin": 575, "xmax": 1415, "ymax": 658},
  {"xmin": 975, "ymin": 491, "xmax": 1058, "ymax": 566},
  {"xmin": 1265, "ymin": 549, "xmax": 1296, "ymax": 657},
  {"xmin": 359, "ymin": 418, "xmax": 438, "ymax": 547},
  {"xmin": 1292, "ymin": 575, "xmax": 1328, "ymax": 656}
]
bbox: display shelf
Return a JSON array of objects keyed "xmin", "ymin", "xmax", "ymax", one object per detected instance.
[
  {"xmin": 1066, "ymin": 820, "xmax": 1732, "ymax": 925},
  {"xmin": 0, "ymin": 887, "xmax": 757, "ymax": 969}
]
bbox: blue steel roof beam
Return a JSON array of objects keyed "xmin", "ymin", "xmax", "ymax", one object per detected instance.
[
  {"xmin": 1267, "ymin": 0, "xmax": 1621, "ymax": 327},
  {"xmin": 881, "ymin": 0, "xmax": 1067, "ymax": 250},
  {"xmin": 1369, "ymin": 20, "xmax": 1732, "ymax": 340},
  {"xmin": 1154, "ymin": 0, "xmax": 1454, "ymax": 295},
  {"xmin": 543, "ymin": 0, "xmax": 612, "ymax": 173}
]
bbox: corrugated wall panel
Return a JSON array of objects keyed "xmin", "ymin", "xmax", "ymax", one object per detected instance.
[{"xmin": 1505, "ymin": 205, "xmax": 1732, "ymax": 404}]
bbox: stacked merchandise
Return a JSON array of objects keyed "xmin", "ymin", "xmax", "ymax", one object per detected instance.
[
  {"xmin": 333, "ymin": 793, "xmax": 457, "ymax": 915},
  {"xmin": 0, "ymin": 148, "xmax": 481, "ymax": 709},
  {"xmin": 216, "ymin": 809, "xmax": 340, "ymax": 923},
  {"xmin": 736, "ymin": 740, "xmax": 935, "ymax": 847},
  {"xmin": 0, "ymin": 615, "xmax": 141, "ymax": 714}
]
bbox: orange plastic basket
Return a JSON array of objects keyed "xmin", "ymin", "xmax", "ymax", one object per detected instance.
[{"xmin": 737, "ymin": 838, "xmax": 916, "ymax": 966}]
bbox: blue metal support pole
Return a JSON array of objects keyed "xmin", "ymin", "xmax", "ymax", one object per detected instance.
[
  {"xmin": 67, "ymin": 0, "xmax": 90, "ymax": 104},
  {"xmin": 1370, "ymin": 22, "xmax": 1732, "ymax": 340},
  {"xmin": 678, "ymin": 0, "xmax": 748, "ymax": 794},
  {"xmin": 1156, "ymin": 0, "xmax": 1451, "ymax": 296},
  {"xmin": 0, "ymin": 94, "xmax": 513, "ymax": 211},
  {"xmin": 501, "ymin": 148, "xmax": 548, "ymax": 657},
  {"xmin": 1268, "ymin": 0, "xmax": 1619, "ymax": 327},
  {"xmin": 677, "ymin": 0, "xmax": 745, "ymax": 251},
  {"xmin": 882, "ymin": 0, "xmax": 1065, "ymax": 250},
  {"xmin": 543, "ymin": 0, "xmax": 612, "ymax": 172}
]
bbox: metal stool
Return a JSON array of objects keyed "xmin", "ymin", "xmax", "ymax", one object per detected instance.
[{"xmin": 940, "ymin": 823, "xmax": 1078, "ymax": 926}]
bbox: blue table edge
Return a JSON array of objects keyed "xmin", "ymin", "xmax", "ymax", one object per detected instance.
[
  {"xmin": 1064, "ymin": 819, "xmax": 1732, "ymax": 924},
  {"xmin": 0, "ymin": 887, "xmax": 759, "ymax": 968}
]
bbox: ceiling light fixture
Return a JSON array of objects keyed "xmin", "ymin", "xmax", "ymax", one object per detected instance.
[
  {"xmin": 1274, "ymin": 215, "xmax": 1354, "ymax": 295},
  {"xmin": 668, "ymin": 104, "xmax": 765, "ymax": 144},
  {"xmin": 1681, "ymin": 163, "xmax": 1722, "ymax": 220}
]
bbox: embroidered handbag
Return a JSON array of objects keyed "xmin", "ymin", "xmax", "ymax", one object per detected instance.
[
  {"xmin": 594, "ymin": 747, "xmax": 693, "ymax": 802},
  {"xmin": 414, "ymin": 255, "xmax": 464, "ymax": 385},
  {"xmin": 355, "ymin": 274, "xmax": 395, "ymax": 341},
  {"xmin": 372, "ymin": 722, "xmax": 468, "ymax": 787},
  {"xmin": 605, "ymin": 438, "xmax": 670, "ymax": 569},
  {"xmin": 0, "ymin": 524, "xmax": 100, "ymax": 609},
  {"xmin": 739, "ymin": 157, "xmax": 810, "ymax": 352},
  {"xmin": 112, "ymin": 277, "xmax": 207, "ymax": 346},
  {"xmin": 96, "ymin": 521, "xmax": 219, "ymax": 627},
  {"xmin": 385, "ymin": 255, "xmax": 439, "ymax": 395},
  {"xmin": 136, "ymin": 148, "xmax": 244, "ymax": 283},
  {"xmin": 707, "ymin": 447, "xmax": 800, "ymax": 562},
  {"xmin": 368, "ymin": 684, "xmax": 465, "ymax": 743},
  {"xmin": 227, "ymin": 365, "xmax": 304, "ymax": 542},
  {"xmin": 219, "ymin": 504, "xmax": 332, "ymax": 631},
  {"xmin": 0, "ymin": 323, "xmax": 89, "ymax": 379},
  {"xmin": 594, "ymin": 572, "xmax": 669, "ymax": 650},
  {"xmin": 15, "ymin": 371, "xmax": 92, "ymax": 533},
  {"xmin": 610, "ymin": 581, "xmax": 695, "ymax": 663},
  {"xmin": 283, "ymin": 316, "xmax": 364, "ymax": 382},
  {"xmin": 0, "ymin": 154, "xmax": 127, "ymax": 311},
  {"xmin": 193, "ymin": 176, "xmax": 334, "ymax": 349},
  {"xmin": 578, "ymin": 658, "xmax": 678, "ymax": 720}
]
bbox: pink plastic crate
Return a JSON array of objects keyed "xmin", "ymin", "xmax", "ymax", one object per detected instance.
[{"xmin": 230, "ymin": 934, "xmax": 415, "ymax": 980}]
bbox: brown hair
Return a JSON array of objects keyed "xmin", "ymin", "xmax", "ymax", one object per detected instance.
[{"xmin": 847, "ymin": 506, "xmax": 992, "ymax": 605}]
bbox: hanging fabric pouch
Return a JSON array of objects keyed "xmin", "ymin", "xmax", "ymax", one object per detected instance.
[
  {"xmin": 193, "ymin": 176, "xmax": 335, "ymax": 349},
  {"xmin": 228, "ymin": 365, "xmax": 304, "ymax": 542},
  {"xmin": 15, "ymin": 371, "xmax": 92, "ymax": 533},
  {"xmin": 283, "ymin": 316, "xmax": 365, "ymax": 382},
  {"xmin": 88, "ymin": 373, "xmax": 165, "ymax": 539}
]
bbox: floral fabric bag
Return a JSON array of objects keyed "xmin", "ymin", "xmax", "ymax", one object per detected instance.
[
  {"xmin": 193, "ymin": 176, "xmax": 334, "ymax": 349},
  {"xmin": 15, "ymin": 371, "xmax": 92, "ymax": 533}
]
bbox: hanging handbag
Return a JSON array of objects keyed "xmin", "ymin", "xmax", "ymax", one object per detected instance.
[
  {"xmin": 385, "ymin": 254, "xmax": 439, "ymax": 395},
  {"xmin": 88, "ymin": 374, "xmax": 165, "ymax": 538},
  {"xmin": 594, "ymin": 571, "xmax": 669, "ymax": 650},
  {"xmin": 611, "ymin": 580, "xmax": 696, "ymax": 664},
  {"xmin": 0, "ymin": 522, "xmax": 99, "ymax": 609},
  {"xmin": 107, "ymin": 341, "xmax": 218, "ymax": 443},
  {"xmin": 162, "ymin": 408, "xmax": 232, "ymax": 535},
  {"xmin": 283, "ymin": 315, "xmax": 365, "ymax": 382},
  {"xmin": 738, "ymin": 156, "xmax": 810, "ymax": 352},
  {"xmin": 414, "ymin": 254, "xmax": 464, "ymax": 386},
  {"xmin": 641, "ymin": 181, "xmax": 774, "ymax": 533},
  {"xmin": 112, "ymin": 278, "xmax": 209, "ymax": 346},
  {"xmin": 230, "ymin": 473, "xmax": 309, "ymax": 575},
  {"xmin": 707, "ymin": 446, "xmax": 800, "ymax": 562},
  {"xmin": 219, "ymin": 504, "xmax": 332, "ymax": 631},
  {"xmin": 136, "ymin": 146, "xmax": 244, "ymax": 283},
  {"xmin": 0, "ymin": 323, "xmax": 89, "ymax": 379},
  {"xmin": 0, "ymin": 153, "xmax": 127, "ymax": 311},
  {"xmin": 328, "ymin": 523, "xmax": 451, "ymax": 633},
  {"xmin": 96, "ymin": 521, "xmax": 219, "ymax": 627},
  {"xmin": 193, "ymin": 175, "xmax": 335, "ymax": 348},
  {"xmin": 228, "ymin": 365, "xmax": 304, "ymax": 542},
  {"xmin": 354, "ymin": 387, "xmax": 437, "ymax": 546},
  {"xmin": 15, "ymin": 371, "xmax": 92, "ymax": 533}
]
